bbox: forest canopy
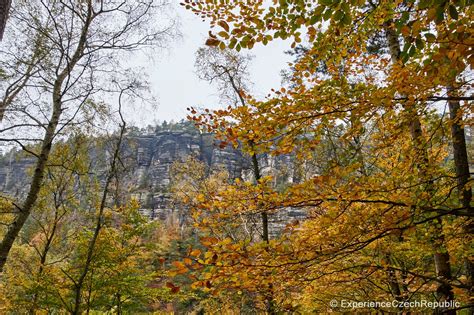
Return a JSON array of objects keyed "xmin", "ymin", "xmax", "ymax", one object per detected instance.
[{"xmin": 0, "ymin": 0, "xmax": 472, "ymax": 313}]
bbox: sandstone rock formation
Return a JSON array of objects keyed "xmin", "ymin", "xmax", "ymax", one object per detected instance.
[{"xmin": 0, "ymin": 122, "xmax": 307, "ymax": 236}]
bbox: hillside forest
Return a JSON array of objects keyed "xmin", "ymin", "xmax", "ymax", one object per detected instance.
[{"xmin": 0, "ymin": 0, "xmax": 473, "ymax": 313}]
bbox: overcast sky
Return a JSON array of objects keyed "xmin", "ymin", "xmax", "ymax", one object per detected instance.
[{"xmin": 132, "ymin": 2, "xmax": 292, "ymax": 126}]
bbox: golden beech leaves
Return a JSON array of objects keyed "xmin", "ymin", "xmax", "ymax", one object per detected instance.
[
  {"xmin": 190, "ymin": 248, "xmax": 201, "ymax": 257},
  {"xmin": 177, "ymin": 0, "xmax": 474, "ymax": 312}
]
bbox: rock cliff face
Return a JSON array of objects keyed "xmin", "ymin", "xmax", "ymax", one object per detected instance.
[
  {"xmin": 0, "ymin": 151, "xmax": 36, "ymax": 197},
  {"xmin": 0, "ymin": 123, "xmax": 306, "ymax": 236},
  {"xmin": 125, "ymin": 129, "xmax": 248, "ymax": 222},
  {"xmin": 131, "ymin": 130, "xmax": 246, "ymax": 190}
]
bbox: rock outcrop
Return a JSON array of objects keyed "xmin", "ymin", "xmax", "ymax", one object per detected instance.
[{"xmin": 0, "ymin": 122, "xmax": 306, "ymax": 236}]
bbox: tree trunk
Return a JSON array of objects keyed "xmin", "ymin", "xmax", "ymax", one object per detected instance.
[
  {"xmin": 0, "ymin": 0, "xmax": 11, "ymax": 40},
  {"xmin": 228, "ymin": 59, "xmax": 275, "ymax": 313},
  {"xmin": 0, "ymin": 99, "xmax": 61, "ymax": 272},
  {"xmin": 72, "ymin": 91, "xmax": 126, "ymax": 315},
  {"xmin": 251, "ymin": 150, "xmax": 275, "ymax": 314},
  {"xmin": 29, "ymin": 206, "xmax": 60, "ymax": 315},
  {"xmin": 447, "ymin": 85, "xmax": 473, "ymax": 312},
  {"xmin": 0, "ymin": 0, "xmax": 93, "ymax": 273},
  {"xmin": 252, "ymin": 152, "xmax": 270, "ymax": 243},
  {"xmin": 384, "ymin": 23, "xmax": 455, "ymax": 314},
  {"xmin": 447, "ymin": 85, "xmax": 472, "ymax": 211}
]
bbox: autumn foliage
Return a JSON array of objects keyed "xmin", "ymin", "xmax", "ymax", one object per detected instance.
[
  {"xmin": 0, "ymin": 0, "xmax": 472, "ymax": 313},
  {"xmin": 175, "ymin": 0, "xmax": 473, "ymax": 313}
]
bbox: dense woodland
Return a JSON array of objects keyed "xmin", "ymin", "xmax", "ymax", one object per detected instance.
[{"xmin": 0, "ymin": 0, "xmax": 473, "ymax": 313}]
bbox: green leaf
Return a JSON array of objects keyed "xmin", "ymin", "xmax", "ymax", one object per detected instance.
[
  {"xmin": 334, "ymin": 10, "xmax": 344, "ymax": 21},
  {"xmin": 241, "ymin": 35, "xmax": 250, "ymax": 48},
  {"xmin": 311, "ymin": 6, "xmax": 324, "ymax": 23},
  {"xmin": 418, "ymin": 0, "xmax": 433, "ymax": 9},
  {"xmin": 314, "ymin": 5, "xmax": 325, "ymax": 17},
  {"xmin": 401, "ymin": 51, "xmax": 409, "ymax": 63},
  {"xmin": 341, "ymin": 2, "xmax": 350, "ymax": 14},
  {"xmin": 401, "ymin": 11, "xmax": 410, "ymax": 24},
  {"xmin": 228, "ymin": 38, "xmax": 237, "ymax": 49},
  {"xmin": 448, "ymin": 5, "xmax": 458, "ymax": 19},
  {"xmin": 435, "ymin": 6, "xmax": 444, "ymax": 23},
  {"xmin": 415, "ymin": 37, "xmax": 424, "ymax": 49},
  {"xmin": 323, "ymin": 8, "xmax": 333, "ymax": 20},
  {"xmin": 424, "ymin": 33, "xmax": 436, "ymax": 42},
  {"xmin": 402, "ymin": 42, "xmax": 411, "ymax": 54},
  {"xmin": 342, "ymin": 13, "xmax": 352, "ymax": 25},
  {"xmin": 218, "ymin": 31, "xmax": 229, "ymax": 39},
  {"xmin": 319, "ymin": 0, "xmax": 333, "ymax": 6}
]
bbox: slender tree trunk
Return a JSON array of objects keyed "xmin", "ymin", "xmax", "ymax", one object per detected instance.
[
  {"xmin": 0, "ymin": 98, "xmax": 61, "ymax": 272},
  {"xmin": 230, "ymin": 72, "xmax": 271, "ymax": 244},
  {"xmin": 447, "ymin": 85, "xmax": 472, "ymax": 211},
  {"xmin": 447, "ymin": 84, "xmax": 473, "ymax": 312},
  {"xmin": 116, "ymin": 292, "xmax": 122, "ymax": 315},
  {"xmin": 386, "ymin": 254, "xmax": 402, "ymax": 301},
  {"xmin": 384, "ymin": 23, "xmax": 455, "ymax": 313},
  {"xmin": 85, "ymin": 269, "xmax": 94, "ymax": 315},
  {"xmin": 387, "ymin": 273, "xmax": 402, "ymax": 301},
  {"xmin": 0, "ymin": 0, "xmax": 11, "ymax": 40},
  {"xmin": 227, "ymin": 64, "xmax": 275, "ymax": 313},
  {"xmin": 0, "ymin": 1, "xmax": 93, "ymax": 273},
  {"xmin": 252, "ymin": 152, "xmax": 270, "ymax": 243},
  {"xmin": 72, "ymin": 93, "xmax": 126, "ymax": 315},
  {"xmin": 29, "ymin": 210, "xmax": 60, "ymax": 315},
  {"xmin": 250, "ymin": 150, "xmax": 275, "ymax": 314}
]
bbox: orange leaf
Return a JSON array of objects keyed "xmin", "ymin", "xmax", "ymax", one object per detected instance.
[
  {"xmin": 205, "ymin": 38, "xmax": 221, "ymax": 47},
  {"xmin": 400, "ymin": 25, "xmax": 410, "ymax": 37},
  {"xmin": 201, "ymin": 236, "xmax": 218, "ymax": 246},
  {"xmin": 190, "ymin": 249, "xmax": 202, "ymax": 257},
  {"xmin": 172, "ymin": 261, "xmax": 185, "ymax": 269},
  {"xmin": 218, "ymin": 20, "xmax": 230, "ymax": 32}
]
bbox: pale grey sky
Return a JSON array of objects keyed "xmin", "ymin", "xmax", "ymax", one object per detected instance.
[{"xmin": 135, "ymin": 2, "xmax": 292, "ymax": 125}]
